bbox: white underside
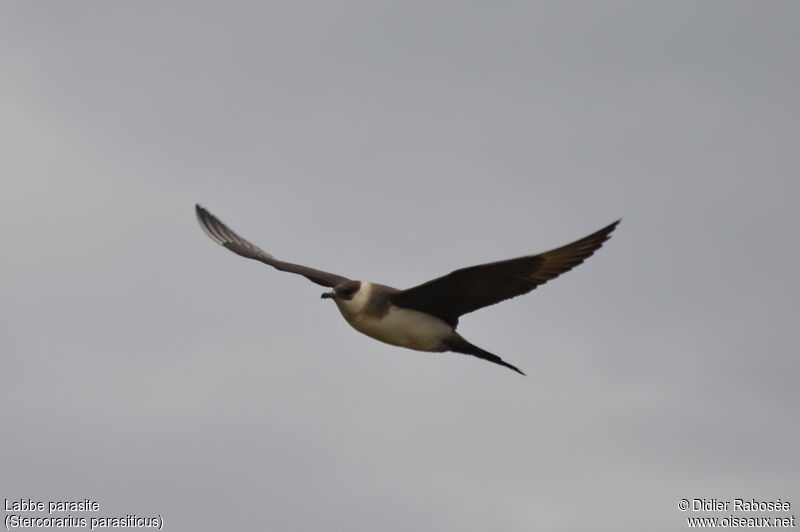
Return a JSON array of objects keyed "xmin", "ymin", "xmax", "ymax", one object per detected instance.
[
  {"xmin": 346, "ymin": 304, "xmax": 454, "ymax": 351},
  {"xmin": 333, "ymin": 282, "xmax": 454, "ymax": 351}
]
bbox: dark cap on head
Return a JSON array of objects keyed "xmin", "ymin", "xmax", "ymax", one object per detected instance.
[{"xmin": 321, "ymin": 280, "xmax": 361, "ymax": 300}]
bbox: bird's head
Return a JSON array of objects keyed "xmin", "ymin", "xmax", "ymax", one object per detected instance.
[
  {"xmin": 321, "ymin": 280, "xmax": 362, "ymax": 301},
  {"xmin": 321, "ymin": 280, "xmax": 367, "ymax": 316}
]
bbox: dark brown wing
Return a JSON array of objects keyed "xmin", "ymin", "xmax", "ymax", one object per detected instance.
[
  {"xmin": 195, "ymin": 204, "xmax": 350, "ymax": 288},
  {"xmin": 391, "ymin": 220, "xmax": 620, "ymax": 326}
]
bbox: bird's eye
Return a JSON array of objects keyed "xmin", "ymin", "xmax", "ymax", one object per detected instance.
[{"xmin": 338, "ymin": 286, "xmax": 356, "ymax": 298}]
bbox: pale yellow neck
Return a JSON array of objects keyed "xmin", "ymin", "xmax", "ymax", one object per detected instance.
[{"xmin": 334, "ymin": 281, "xmax": 373, "ymax": 320}]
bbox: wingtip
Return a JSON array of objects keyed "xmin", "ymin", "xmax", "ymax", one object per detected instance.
[
  {"xmin": 194, "ymin": 203, "xmax": 209, "ymax": 226},
  {"xmin": 596, "ymin": 218, "xmax": 621, "ymax": 241},
  {"xmin": 194, "ymin": 204, "xmax": 226, "ymax": 245}
]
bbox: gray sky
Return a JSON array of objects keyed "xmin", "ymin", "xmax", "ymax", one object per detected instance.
[{"xmin": 2, "ymin": 2, "xmax": 798, "ymax": 531}]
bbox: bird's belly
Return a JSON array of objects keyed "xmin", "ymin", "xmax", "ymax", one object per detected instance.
[{"xmin": 347, "ymin": 306, "xmax": 453, "ymax": 352}]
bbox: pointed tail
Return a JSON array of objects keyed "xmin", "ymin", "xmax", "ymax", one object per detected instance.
[{"xmin": 445, "ymin": 335, "xmax": 525, "ymax": 376}]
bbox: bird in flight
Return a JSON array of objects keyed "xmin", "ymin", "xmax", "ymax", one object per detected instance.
[{"xmin": 196, "ymin": 205, "xmax": 619, "ymax": 375}]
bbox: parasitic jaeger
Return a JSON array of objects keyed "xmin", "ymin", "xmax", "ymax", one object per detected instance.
[{"xmin": 196, "ymin": 205, "xmax": 619, "ymax": 375}]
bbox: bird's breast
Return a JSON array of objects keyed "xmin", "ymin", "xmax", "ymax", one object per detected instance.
[{"xmin": 345, "ymin": 304, "xmax": 453, "ymax": 352}]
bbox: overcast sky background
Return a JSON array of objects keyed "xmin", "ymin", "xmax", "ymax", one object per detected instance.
[{"xmin": 2, "ymin": 2, "xmax": 798, "ymax": 531}]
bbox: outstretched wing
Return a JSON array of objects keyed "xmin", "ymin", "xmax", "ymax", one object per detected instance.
[
  {"xmin": 195, "ymin": 204, "xmax": 350, "ymax": 288},
  {"xmin": 391, "ymin": 220, "xmax": 620, "ymax": 326}
]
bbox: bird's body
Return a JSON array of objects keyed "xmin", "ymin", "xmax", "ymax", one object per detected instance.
[
  {"xmin": 195, "ymin": 204, "xmax": 619, "ymax": 375},
  {"xmin": 334, "ymin": 281, "xmax": 453, "ymax": 351}
]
